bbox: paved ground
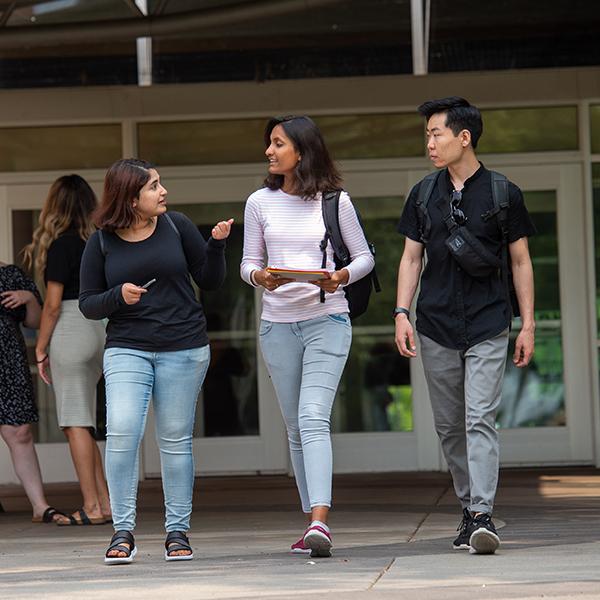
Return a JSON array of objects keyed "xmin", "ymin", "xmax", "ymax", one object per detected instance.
[{"xmin": 1, "ymin": 468, "xmax": 599, "ymax": 599}]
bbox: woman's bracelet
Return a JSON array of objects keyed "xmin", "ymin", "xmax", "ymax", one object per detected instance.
[
  {"xmin": 250, "ymin": 270, "xmax": 258, "ymax": 287},
  {"xmin": 36, "ymin": 354, "xmax": 48, "ymax": 363}
]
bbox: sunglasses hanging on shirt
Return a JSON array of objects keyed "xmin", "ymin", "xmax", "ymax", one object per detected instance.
[{"xmin": 449, "ymin": 190, "xmax": 468, "ymax": 226}]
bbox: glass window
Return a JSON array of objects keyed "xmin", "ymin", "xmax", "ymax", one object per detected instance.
[
  {"xmin": 591, "ymin": 106, "xmax": 600, "ymax": 155},
  {"xmin": 0, "ymin": 124, "xmax": 122, "ymax": 171},
  {"xmin": 170, "ymin": 202, "xmax": 259, "ymax": 437},
  {"xmin": 139, "ymin": 113, "xmax": 423, "ymax": 166},
  {"xmin": 478, "ymin": 107, "xmax": 578, "ymax": 154},
  {"xmin": 138, "ymin": 119, "xmax": 266, "ymax": 166},
  {"xmin": 593, "ymin": 164, "xmax": 600, "ymax": 334},
  {"xmin": 331, "ymin": 195, "xmax": 413, "ymax": 433},
  {"xmin": 314, "ymin": 114, "xmax": 423, "ymax": 159},
  {"xmin": 497, "ymin": 190, "xmax": 565, "ymax": 428}
]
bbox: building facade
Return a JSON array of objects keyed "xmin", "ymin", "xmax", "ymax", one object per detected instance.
[
  {"xmin": 1, "ymin": 1, "xmax": 600, "ymax": 483},
  {"xmin": 1, "ymin": 68, "xmax": 600, "ymax": 482}
]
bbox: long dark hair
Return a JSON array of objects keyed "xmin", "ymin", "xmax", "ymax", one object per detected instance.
[
  {"xmin": 94, "ymin": 158, "xmax": 154, "ymax": 232},
  {"xmin": 23, "ymin": 174, "xmax": 97, "ymax": 274},
  {"xmin": 263, "ymin": 115, "xmax": 342, "ymax": 199}
]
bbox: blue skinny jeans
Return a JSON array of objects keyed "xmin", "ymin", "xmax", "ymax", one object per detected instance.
[
  {"xmin": 103, "ymin": 345, "xmax": 210, "ymax": 533},
  {"xmin": 259, "ymin": 313, "xmax": 352, "ymax": 512}
]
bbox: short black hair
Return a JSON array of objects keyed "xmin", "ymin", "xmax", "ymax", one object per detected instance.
[{"xmin": 418, "ymin": 96, "xmax": 483, "ymax": 149}]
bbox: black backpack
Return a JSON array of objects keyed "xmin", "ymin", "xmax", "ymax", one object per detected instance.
[
  {"xmin": 415, "ymin": 169, "xmax": 520, "ymax": 317},
  {"xmin": 319, "ymin": 190, "xmax": 381, "ymax": 320}
]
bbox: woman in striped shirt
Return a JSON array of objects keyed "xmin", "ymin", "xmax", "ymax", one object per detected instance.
[{"xmin": 241, "ymin": 115, "xmax": 374, "ymax": 557}]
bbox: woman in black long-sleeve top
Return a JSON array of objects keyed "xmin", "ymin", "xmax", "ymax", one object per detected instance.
[{"xmin": 79, "ymin": 158, "xmax": 232, "ymax": 565}]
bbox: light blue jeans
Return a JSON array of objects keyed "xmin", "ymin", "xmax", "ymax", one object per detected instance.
[
  {"xmin": 103, "ymin": 345, "xmax": 210, "ymax": 533},
  {"xmin": 259, "ymin": 313, "xmax": 352, "ymax": 513}
]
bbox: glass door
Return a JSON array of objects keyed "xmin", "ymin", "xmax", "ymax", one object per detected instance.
[
  {"xmin": 330, "ymin": 162, "xmax": 595, "ymax": 471},
  {"xmin": 495, "ymin": 163, "xmax": 594, "ymax": 464},
  {"xmin": 330, "ymin": 190, "xmax": 439, "ymax": 472}
]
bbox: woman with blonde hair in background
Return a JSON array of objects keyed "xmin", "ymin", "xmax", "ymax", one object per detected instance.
[{"xmin": 24, "ymin": 174, "xmax": 110, "ymax": 526}]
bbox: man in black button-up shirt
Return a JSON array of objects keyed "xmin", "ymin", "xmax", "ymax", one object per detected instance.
[{"xmin": 395, "ymin": 97, "xmax": 535, "ymax": 555}]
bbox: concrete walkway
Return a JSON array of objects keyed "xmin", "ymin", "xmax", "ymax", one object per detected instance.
[{"xmin": 1, "ymin": 468, "xmax": 599, "ymax": 599}]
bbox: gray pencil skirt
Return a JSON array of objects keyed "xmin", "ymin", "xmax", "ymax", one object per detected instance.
[{"xmin": 49, "ymin": 300, "xmax": 105, "ymax": 429}]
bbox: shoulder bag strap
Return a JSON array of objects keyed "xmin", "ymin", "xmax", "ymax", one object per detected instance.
[{"xmin": 163, "ymin": 212, "xmax": 181, "ymax": 239}]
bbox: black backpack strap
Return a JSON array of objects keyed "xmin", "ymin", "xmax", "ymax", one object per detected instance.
[
  {"xmin": 320, "ymin": 190, "xmax": 343, "ymax": 304},
  {"xmin": 98, "ymin": 230, "xmax": 106, "ymax": 257},
  {"xmin": 322, "ymin": 190, "xmax": 348, "ymax": 263},
  {"xmin": 489, "ymin": 171, "xmax": 513, "ymax": 316},
  {"xmin": 164, "ymin": 212, "xmax": 181, "ymax": 239},
  {"xmin": 320, "ymin": 190, "xmax": 381, "ymax": 306},
  {"xmin": 416, "ymin": 170, "xmax": 442, "ymax": 243}
]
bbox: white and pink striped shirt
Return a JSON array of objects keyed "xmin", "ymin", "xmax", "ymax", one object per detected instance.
[{"xmin": 240, "ymin": 187, "xmax": 375, "ymax": 323}]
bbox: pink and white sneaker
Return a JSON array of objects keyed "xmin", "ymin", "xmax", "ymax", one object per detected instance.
[
  {"xmin": 290, "ymin": 535, "xmax": 311, "ymax": 554},
  {"xmin": 303, "ymin": 524, "xmax": 333, "ymax": 558}
]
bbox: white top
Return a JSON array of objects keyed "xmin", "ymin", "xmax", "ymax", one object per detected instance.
[{"xmin": 240, "ymin": 187, "xmax": 375, "ymax": 323}]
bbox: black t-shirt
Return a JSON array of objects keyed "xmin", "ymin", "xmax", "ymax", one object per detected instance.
[
  {"xmin": 397, "ymin": 164, "xmax": 536, "ymax": 350},
  {"xmin": 79, "ymin": 211, "xmax": 226, "ymax": 352},
  {"xmin": 45, "ymin": 232, "xmax": 86, "ymax": 300}
]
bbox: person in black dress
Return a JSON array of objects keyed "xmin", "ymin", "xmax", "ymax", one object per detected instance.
[{"xmin": 0, "ymin": 262, "xmax": 65, "ymax": 523}]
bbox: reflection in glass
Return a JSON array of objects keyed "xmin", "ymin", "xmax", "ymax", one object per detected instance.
[
  {"xmin": 170, "ymin": 203, "xmax": 259, "ymax": 437},
  {"xmin": 331, "ymin": 196, "xmax": 413, "ymax": 433},
  {"xmin": 592, "ymin": 164, "xmax": 600, "ymax": 334},
  {"xmin": 315, "ymin": 114, "xmax": 423, "ymax": 159},
  {"xmin": 497, "ymin": 190, "xmax": 565, "ymax": 428},
  {"xmin": 591, "ymin": 107, "xmax": 600, "ymax": 154},
  {"xmin": 195, "ymin": 336, "xmax": 258, "ymax": 437},
  {"xmin": 139, "ymin": 113, "xmax": 423, "ymax": 167},
  {"xmin": 478, "ymin": 107, "xmax": 578, "ymax": 154},
  {"xmin": 332, "ymin": 333, "xmax": 412, "ymax": 433},
  {"xmin": 0, "ymin": 124, "xmax": 122, "ymax": 171},
  {"xmin": 498, "ymin": 327, "xmax": 564, "ymax": 427}
]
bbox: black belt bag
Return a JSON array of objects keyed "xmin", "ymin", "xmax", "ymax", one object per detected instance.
[{"xmin": 445, "ymin": 225, "xmax": 502, "ymax": 279}]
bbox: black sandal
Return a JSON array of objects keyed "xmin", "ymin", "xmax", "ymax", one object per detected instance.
[
  {"xmin": 164, "ymin": 530, "xmax": 193, "ymax": 561},
  {"xmin": 57, "ymin": 507, "xmax": 106, "ymax": 526},
  {"xmin": 105, "ymin": 530, "xmax": 137, "ymax": 565},
  {"xmin": 32, "ymin": 506, "xmax": 67, "ymax": 524}
]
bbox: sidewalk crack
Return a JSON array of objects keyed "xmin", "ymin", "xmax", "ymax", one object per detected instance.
[
  {"xmin": 406, "ymin": 484, "xmax": 451, "ymax": 543},
  {"xmin": 407, "ymin": 511, "xmax": 429, "ymax": 542},
  {"xmin": 368, "ymin": 557, "xmax": 395, "ymax": 590}
]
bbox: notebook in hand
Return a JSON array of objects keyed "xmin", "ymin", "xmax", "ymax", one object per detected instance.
[{"xmin": 266, "ymin": 267, "xmax": 330, "ymax": 281}]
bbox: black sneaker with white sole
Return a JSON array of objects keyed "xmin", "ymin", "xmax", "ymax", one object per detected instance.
[
  {"xmin": 452, "ymin": 508, "xmax": 472, "ymax": 550},
  {"xmin": 468, "ymin": 512, "xmax": 500, "ymax": 554}
]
